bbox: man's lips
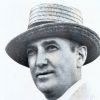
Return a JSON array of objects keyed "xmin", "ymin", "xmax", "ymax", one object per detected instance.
[{"xmin": 36, "ymin": 71, "xmax": 54, "ymax": 77}]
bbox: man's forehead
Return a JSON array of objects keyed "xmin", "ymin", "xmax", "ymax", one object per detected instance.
[{"xmin": 28, "ymin": 37, "xmax": 70, "ymax": 47}]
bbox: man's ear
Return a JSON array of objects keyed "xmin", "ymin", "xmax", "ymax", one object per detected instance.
[{"xmin": 76, "ymin": 46, "xmax": 87, "ymax": 68}]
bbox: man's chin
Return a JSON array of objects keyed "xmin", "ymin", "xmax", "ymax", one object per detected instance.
[{"xmin": 35, "ymin": 80, "xmax": 57, "ymax": 94}]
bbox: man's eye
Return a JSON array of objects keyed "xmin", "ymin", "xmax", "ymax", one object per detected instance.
[
  {"xmin": 27, "ymin": 49, "xmax": 37, "ymax": 56},
  {"xmin": 46, "ymin": 45, "xmax": 59, "ymax": 52}
]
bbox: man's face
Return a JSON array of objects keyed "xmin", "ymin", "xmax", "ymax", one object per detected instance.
[{"xmin": 27, "ymin": 37, "xmax": 80, "ymax": 97}]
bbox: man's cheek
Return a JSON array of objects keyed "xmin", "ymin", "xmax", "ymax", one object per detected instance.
[
  {"xmin": 28, "ymin": 57, "xmax": 36, "ymax": 67},
  {"xmin": 47, "ymin": 52, "xmax": 61, "ymax": 62}
]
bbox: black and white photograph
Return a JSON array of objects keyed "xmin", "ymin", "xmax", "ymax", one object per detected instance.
[{"xmin": 1, "ymin": 0, "xmax": 100, "ymax": 100}]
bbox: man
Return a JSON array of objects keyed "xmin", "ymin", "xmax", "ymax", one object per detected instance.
[{"xmin": 6, "ymin": 3, "xmax": 100, "ymax": 100}]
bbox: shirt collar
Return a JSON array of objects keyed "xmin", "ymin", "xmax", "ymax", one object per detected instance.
[{"xmin": 57, "ymin": 80, "xmax": 84, "ymax": 100}]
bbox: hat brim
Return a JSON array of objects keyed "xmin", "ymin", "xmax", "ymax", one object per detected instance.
[{"xmin": 6, "ymin": 23, "xmax": 100, "ymax": 67}]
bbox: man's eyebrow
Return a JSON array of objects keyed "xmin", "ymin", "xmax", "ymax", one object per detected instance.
[
  {"xmin": 42, "ymin": 40, "xmax": 58, "ymax": 46},
  {"xmin": 27, "ymin": 43, "xmax": 37, "ymax": 49}
]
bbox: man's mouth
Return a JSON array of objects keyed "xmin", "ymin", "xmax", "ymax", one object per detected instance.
[{"xmin": 36, "ymin": 71, "xmax": 54, "ymax": 78}]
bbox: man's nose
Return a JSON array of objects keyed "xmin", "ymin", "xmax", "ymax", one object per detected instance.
[{"xmin": 35, "ymin": 51, "xmax": 48, "ymax": 68}]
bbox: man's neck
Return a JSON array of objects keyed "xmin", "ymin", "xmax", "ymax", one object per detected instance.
[
  {"xmin": 58, "ymin": 80, "xmax": 83, "ymax": 100},
  {"xmin": 46, "ymin": 80, "xmax": 83, "ymax": 100}
]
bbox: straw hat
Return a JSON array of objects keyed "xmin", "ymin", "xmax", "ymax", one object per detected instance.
[{"xmin": 6, "ymin": 3, "xmax": 100, "ymax": 67}]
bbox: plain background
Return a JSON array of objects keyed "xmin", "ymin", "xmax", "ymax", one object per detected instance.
[{"xmin": 1, "ymin": 0, "xmax": 100, "ymax": 100}]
